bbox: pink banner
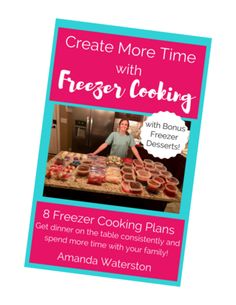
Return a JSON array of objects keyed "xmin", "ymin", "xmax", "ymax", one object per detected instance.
[
  {"xmin": 50, "ymin": 28, "xmax": 206, "ymax": 118},
  {"xmin": 30, "ymin": 201, "xmax": 185, "ymax": 281}
]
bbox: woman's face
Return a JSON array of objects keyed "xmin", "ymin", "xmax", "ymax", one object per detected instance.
[{"xmin": 119, "ymin": 120, "xmax": 129, "ymax": 132}]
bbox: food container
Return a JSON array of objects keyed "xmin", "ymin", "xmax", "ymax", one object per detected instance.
[
  {"xmin": 97, "ymin": 156, "xmax": 107, "ymax": 162},
  {"xmin": 73, "ymin": 153, "xmax": 81, "ymax": 160},
  {"xmin": 144, "ymin": 159, "xmax": 154, "ymax": 166},
  {"xmin": 80, "ymin": 154, "xmax": 88, "ymax": 161},
  {"xmin": 46, "ymin": 165, "xmax": 64, "ymax": 179},
  {"xmin": 106, "ymin": 166, "xmax": 121, "ymax": 175},
  {"xmin": 57, "ymin": 172, "xmax": 72, "ymax": 181},
  {"xmin": 133, "ymin": 159, "xmax": 143, "ymax": 167},
  {"xmin": 61, "ymin": 151, "xmax": 68, "ymax": 159},
  {"xmin": 164, "ymin": 183, "xmax": 178, "ymax": 197},
  {"xmin": 123, "ymin": 158, "xmax": 133, "ymax": 167},
  {"xmin": 105, "ymin": 166, "xmax": 121, "ymax": 183},
  {"xmin": 159, "ymin": 170, "xmax": 172, "ymax": 180},
  {"xmin": 129, "ymin": 181, "xmax": 143, "ymax": 194},
  {"xmin": 154, "ymin": 161, "xmax": 165, "ymax": 170},
  {"xmin": 121, "ymin": 166, "xmax": 135, "ymax": 175},
  {"xmin": 146, "ymin": 179, "xmax": 162, "ymax": 194},
  {"xmin": 81, "ymin": 160, "xmax": 93, "ymax": 166},
  {"xmin": 54, "ymin": 158, "xmax": 65, "ymax": 165},
  {"xmin": 133, "ymin": 159, "xmax": 144, "ymax": 170},
  {"xmin": 87, "ymin": 154, "xmax": 98, "ymax": 161},
  {"xmin": 152, "ymin": 175, "xmax": 166, "ymax": 189},
  {"xmin": 77, "ymin": 165, "xmax": 90, "ymax": 176},
  {"xmin": 134, "ymin": 164, "xmax": 144, "ymax": 171},
  {"xmin": 121, "ymin": 181, "xmax": 130, "ymax": 193},
  {"xmin": 136, "ymin": 169, "xmax": 152, "ymax": 185},
  {"xmin": 123, "ymin": 173, "xmax": 135, "ymax": 184},
  {"xmin": 160, "ymin": 165, "xmax": 167, "ymax": 171},
  {"xmin": 93, "ymin": 161, "xmax": 106, "ymax": 168},
  {"xmin": 70, "ymin": 160, "xmax": 80, "ymax": 167},
  {"xmin": 145, "ymin": 163, "xmax": 156, "ymax": 171},
  {"xmin": 166, "ymin": 176, "xmax": 179, "ymax": 186},
  {"xmin": 105, "ymin": 175, "xmax": 122, "ymax": 184},
  {"xmin": 87, "ymin": 168, "xmax": 104, "ymax": 185},
  {"xmin": 63, "ymin": 165, "xmax": 76, "ymax": 173},
  {"xmin": 47, "ymin": 164, "xmax": 73, "ymax": 181},
  {"xmin": 149, "ymin": 168, "xmax": 161, "ymax": 176},
  {"xmin": 46, "ymin": 169, "xmax": 56, "ymax": 179},
  {"xmin": 107, "ymin": 155, "xmax": 122, "ymax": 166}
]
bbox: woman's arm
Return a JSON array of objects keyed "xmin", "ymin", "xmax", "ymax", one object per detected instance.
[
  {"xmin": 92, "ymin": 143, "xmax": 109, "ymax": 155},
  {"xmin": 131, "ymin": 146, "xmax": 143, "ymax": 163}
]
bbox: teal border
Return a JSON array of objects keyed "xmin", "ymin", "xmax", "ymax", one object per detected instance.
[{"xmin": 25, "ymin": 18, "xmax": 211, "ymax": 286}]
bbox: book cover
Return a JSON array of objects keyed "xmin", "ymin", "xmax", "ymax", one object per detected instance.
[{"xmin": 25, "ymin": 18, "xmax": 211, "ymax": 286}]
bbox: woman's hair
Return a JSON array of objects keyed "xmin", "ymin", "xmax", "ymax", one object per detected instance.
[{"xmin": 119, "ymin": 119, "xmax": 130, "ymax": 135}]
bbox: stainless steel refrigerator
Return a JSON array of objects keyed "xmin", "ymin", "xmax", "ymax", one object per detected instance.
[{"xmin": 71, "ymin": 107, "xmax": 115, "ymax": 154}]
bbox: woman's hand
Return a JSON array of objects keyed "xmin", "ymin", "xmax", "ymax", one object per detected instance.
[{"xmin": 131, "ymin": 146, "xmax": 143, "ymax": 163}]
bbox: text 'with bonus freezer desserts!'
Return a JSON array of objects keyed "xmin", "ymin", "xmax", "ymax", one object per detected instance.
[{"xmin": 25, "ymin": 19, "xmax": 211, "ymax": 285}]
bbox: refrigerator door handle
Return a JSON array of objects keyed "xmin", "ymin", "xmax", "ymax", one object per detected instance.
[
  {"xmin": 86, "ymin": 116, "xmax": 90, "ymax": 146},
  {"xmin": 89, "ymin": 117, "xmax": 94, "ymax": 150},
  {"xmin": 90, "ymin": 117, "xmax": 93, "ymax": 135}
]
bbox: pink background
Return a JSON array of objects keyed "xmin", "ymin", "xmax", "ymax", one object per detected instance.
[
  {"xmin": 50, "ymin": 28, "xmax": 206, "ymax": 118},
  {"xmin": 30, "ymin": 201, "xmax": 185, "ymax": 281}
]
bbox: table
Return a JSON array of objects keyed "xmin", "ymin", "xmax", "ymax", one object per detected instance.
[{"xmin": 44, "ymin": 152, "xmax": 181, "ymax": 212}]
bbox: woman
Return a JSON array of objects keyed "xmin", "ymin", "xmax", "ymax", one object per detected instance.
[{"xmin": 92, "ymin": 119, "xmax": 143, "ymax": 162}]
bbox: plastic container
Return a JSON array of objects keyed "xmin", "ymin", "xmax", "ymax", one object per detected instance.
[
  {"xmin": 80, "ymin": 154, "xmax": 88, "ymax": 161},
  {"xmin": 47, "ymin": 164, "xmax": 73, "ymax": 181},
  {"xmin": 105, "ymin": 175, "xmax": 122, "ymax": 184},
  {"xmin": 57, "ymin": 172, "xmax": 71, "ymax": 181},
  {"xmin": 97, "ymin": 156, "xmax": 107, "ymax": 162},
  {"xmin": 93, "ymin": 161, "xmax": 106, "ymax": 169},
  {"xmin": 70, "ymin": 160, "xmax": 80, "ymax": 167},
  {"xmin": 146, "ymin": 179, "xmax": 162, "ymax": 194},
  {"xmin": 87, "ymin": 154, "xmax": 98, "ymax": 161},
  {"xmin": 106, "ymin": 166, "xmax": 121, "ymax": 176},
  {"xmin": 123, "ymin": 158, "xmax": 133, "ymax": 167},
  {"xmin": 166, "ymin": 176, "xmax": 179, "ymax": 186},
  {"xmin": 46, "ymin": 164, "xmax": 63, "ymax": 179},
  {"xmin": 152, "ymin": 175, "xmax": 166, "ymax": 189},
  {"xmin": 54, "ymin": 158, "xmax": 65, "ymax": 165},
  {"xmin": 87, "ymin": 168, "xmax": 104, "ymax": 185},
  {"xmin": 121, "ymin": 166, "xmax": 134, "ymax": 175},
  {"xmin": 145, "ymin": 163, "xmax": 156, "ymax": 171},
  {"xmin": 77, "ymin": 165, "xmax": 90, "ymax": 176},
  {"xmin": 154, "ymin": 161, "xmax": 165, "ymax": 169},
  {"xmin": 136, "ymin": 169, "xmax": 152, "ymax": 185},
  {"xmin": 123, "ymin": 173, "xmax": 135, "ymax": 184},
  {"xmin": 164, "ymin": 183, "xmax": 178, "ymax": 197},
  {"xmin": 129, "ymin": 181, "xmax": 143, "ymax": 194},
  {"xmin": 105, "ymin": 166, "xmax": 121, "ymax": 183},
  {"xmin": 81, "ymin": 160, "xmax": 93, "ymax": 166},
  {"xmin": 159, "ymin": 170, "xmax": 172, "ymax": 180},
  {"xmin": 73, "ymin": 153, "xmax": 81, "ymax": 160},
  {"xmin": 133, "ymin": 159, "xmax": 144, "ymax": 170},
  {"xmin": 61, "ymin": 151, "xmax": 68, "ymax": 159},
  {"xmin": 144, "ymin": 159, "xmax": 154, "ymax": 166},
  {"xmin": 123, "ymin": 162, "xmax": 133, "ymax": 167},
  {"xmin": 107, "ymin": 155, "xmax": 122, "ymax": 167},
  {"xmin": 121, "ymin": 181, "xmax": 130, "ymax": 193},
  {"xmin": 149, "ymin": 168, "xmax": 161, "ymax": 177},
  {"xmin": 133, "ymin": 159, "xmax": 143, "ymax": 167},
  {"xmin": 63, "ymin": 165, "xmax": 76, "ymax": 173}
]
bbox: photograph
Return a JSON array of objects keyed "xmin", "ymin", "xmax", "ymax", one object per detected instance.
[{"xmin": 43, "ymin": 104, "xmax": 190, "ymax": 213}]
